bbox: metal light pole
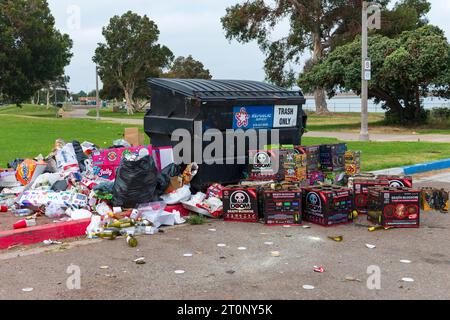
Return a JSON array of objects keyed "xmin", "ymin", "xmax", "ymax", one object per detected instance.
[
  {"xmin": 95, "ymin": 65, "xmax": 100, "ymax": 121},
  {"xmin": 360, "ymin": 2, "xmax": 381, "ymax": 141}
]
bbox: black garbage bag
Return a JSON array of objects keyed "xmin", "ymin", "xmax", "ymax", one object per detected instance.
[
  {"xmin": 112, "ymin": 155, "xmax": 158, "ymax": 208},
  {"xmin": 72, "ymin": 140, "xmax": 88, "ymax": 172},
  {"xmin": 155, "ymin": 163, "xmax": 183, "ymax": 196}
]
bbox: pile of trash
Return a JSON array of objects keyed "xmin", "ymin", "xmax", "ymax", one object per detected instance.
[
  {"xmin": 1, "ymin": 137, "xmax": 447, "ymax": 248},
  {"xmin": 0, "ymin": 137, "xmax": 210, "ymax": 246}
]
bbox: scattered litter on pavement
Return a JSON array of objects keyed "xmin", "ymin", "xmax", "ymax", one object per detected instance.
[
  {"xmin": 183, "ymin": 253, "xmax": 193, "ymax": 257},
  {"xmin": 271, "ymin": 251, "xmax": 280, "ymax": 257},
  {"xmin": 313, "ymin": 266, "xmax": 325, "ymax": 273},
  {"xmin": 345, "ymin": 276, "xmax": 362, "ymax": 282},
  {"xmin": 302, "ymin": 225, "xmax": 311, "ymax": 229},
  {"xmin": 237, "ymin": 247, "xmax": 247, "ymax": 251},
  {"xmin": 99, "ymin": 266, "xmax": 109, "ymax": 269},
  {"xmin": 328, "ymin": 236, "xmax": 343, "ymax": 242},
  {"xmin": 400, "ymin": 259, "xmax": 412, "ymax": 264},
  {"xmin": 264, "ymin": 242, "xmax": 274, "ymax": 245},
  {"xmin": 401, "ymin": 277, "xmax": 415, "ymax": 283},
  {"xmin": 22, "ymin": 288, "xmax": 34, "ymax": 292},
  {"xmin": 174, "ymin": 270, "xmax": 185, "ymax": 274},
  {"xmin": 226, "ymin": 270, "xmax": 236, "ymax": 275},
  {"xmin": 134, "ymin": 257, "xmax": 146, "ymax": 265},
  {"xmin": 208, "ymin": 229, "xmax": 217, "ymax": 232},
  {"xmin": 365, "ymin": 244, "xmax": 376, "ymax": 249},
  {"xmin": 302, "ymin": 285, "xmax": 315, "ymax": 290},
  {"xmin": 43, "ymin": 239, "xmax": 63, "ymax": 245},
  {"xmin": 217, "ymin": 243, "xmax": 227, "ymax": 247}
]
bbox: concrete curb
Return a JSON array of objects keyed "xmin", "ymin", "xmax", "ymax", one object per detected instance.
[
  {"xmin": 0, "ymin": 219, "xmax": 90, "ymax": 250},
  {"xmin": 370, "ymin": 158, "xmax": 450, "ymax": 176},
  {"xmin": 403, "ymin": 159, "xmax": 450, "ymax": 175}
]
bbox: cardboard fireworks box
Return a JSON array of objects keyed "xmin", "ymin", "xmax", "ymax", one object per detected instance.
[
  {"xmin": 222, "ymin": 187, "xmax": 259, "ymax": 223},
  {"xmin": 319, "ymin": 143, "xmax": 347, "ymax": 172},
  {"xmin": 261, "ymin": 188, "xmax": 302, "ymax": 225},
  {"xmin": 298, "ymin": 146, "xmax": 321, "ymax": 174},
  {"xmin": 367, "ymin": 187, "xmax": 421, "ymax": 228},
  {"xmin": 302, "ymin": 185, "xmax": 353, "ymax": 226},
  {"xmin": 248, "ymin": 150, "xmax": 283, "ymax": 181},
  {"xmin": 421, "ymin": 187, "xmax": 449, "ymax": 213},
  {"xmin": 282, "ymin": 150, "xmax": 307, "ymax": 182},
  {"xmin": 345, "ymin": 151, "xmax": 361, "ymax": 175},
  {"xmin": 350, "ymin": 176, "xmax": 389, "ymax": 215},
  {"xmin": 376, "ymin": 175, "xmax": 413, "ymax": 188}
]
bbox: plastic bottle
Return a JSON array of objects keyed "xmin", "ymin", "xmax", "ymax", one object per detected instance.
[{"xmin": 12, "ymin": 208, "xmax": 34, "ymax": 217}]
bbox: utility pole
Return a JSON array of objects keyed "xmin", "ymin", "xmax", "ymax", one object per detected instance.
[
  {"xmin": 360, "ymin": 2, "xmax": 381, "ymax": 141},
  {"xmin": 96, "ymin": 65, "xmax": 100, "ymax": 121}
]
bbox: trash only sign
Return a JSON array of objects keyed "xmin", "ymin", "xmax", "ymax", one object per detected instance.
[{"xmin": 274, "ymin": 106, "xmax": 298, "ymax": 128}]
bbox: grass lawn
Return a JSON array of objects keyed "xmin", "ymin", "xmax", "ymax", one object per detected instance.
[
  {"xmin": 302, "ymin": 137, "xmax": 450, "ymax": 171},
  {"xmin": 0, "ymin": 104, "xmax": 63, "ymax": 118},
  {"xmin": 306, "ymin": 112, "xmax": 450, "ymax": 134},
  {"xmin": 86, "ymin": 108, "xmax": 146, "ymax": 119},
  {"xmin": 1, "ymin": 114, "xmax": 449, "ymax": 172},
  {"xmin": 0, "ymin": 115, "xmax": 148, "ymax": 166}
]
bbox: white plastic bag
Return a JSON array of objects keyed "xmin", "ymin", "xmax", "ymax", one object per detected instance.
[{"xmin": 55, "ymin": 143, "xmax": 80, "ymax": 176}]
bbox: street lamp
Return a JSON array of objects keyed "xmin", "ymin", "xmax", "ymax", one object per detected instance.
[
  {"xmin": 96, "ymin": 65, "xmax": 100, "ymax": 121},
  {"xmin": 360, "ymin": 1, "xmax": 381, "ymax": 141}
]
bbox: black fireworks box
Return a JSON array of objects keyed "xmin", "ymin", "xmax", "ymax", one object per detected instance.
[
  {"xmin": 260, "ymin": 187, "xmax": 302, "ymax": 225},
  {"xmin": 319, "ymin": 143, "xmax": 347, "ymax": 172},
  {"xmin": 367, "ymin": 187, "xmax": 421, "ymax": 228},
  {"xmin": 302, "ymin": 185, "xmax": 353, "ymax": 226},
  {"xmin": 421, "ymin": 187, "xmax": 449, "ymax": 213},
  {"xmin": 376, "ymin": 175, "xmax": 413, "ymax": 188},
  {"xmin": 248, "ymin": 149, "xmax": 283, "ymax": 181},
  {"xmin": 345, "ymin": 151, "xmax": 361, "ymax": 175},
  {"xmin": 349, "ymin": 176, "xmax": 390, "ymax": 215},
  {"xmin": 222, "ymin": 187, "xmax": 259, "ymax": 223}
]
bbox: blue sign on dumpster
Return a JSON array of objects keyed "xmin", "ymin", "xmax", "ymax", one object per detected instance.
[{"xmin": 232, "ymin": 105, "xmax": 274, "ymax": 130}]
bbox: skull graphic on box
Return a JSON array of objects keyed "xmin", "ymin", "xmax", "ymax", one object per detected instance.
[{"xmin": 230, "ymin": 191, "xmax": 251, "ymax": 210}]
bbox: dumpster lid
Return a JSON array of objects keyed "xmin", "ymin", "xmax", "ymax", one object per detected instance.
[{"xmin": 148, "ymin": 78, "xmax": 305, "ymax": 103}]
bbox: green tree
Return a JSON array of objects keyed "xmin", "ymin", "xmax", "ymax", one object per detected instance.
[
  {"xmin": 222, "ymin": 0, "xmax": 391, "ymax": 113},
  {"xmin": 221, "ymin": 0, "xmax": 431, "ymax": 113},
  {"xmin": 299, "ymin": 25, "xmax": 450, "ymax": 125},
  {"xmin": 0, "ymin": 0, "xmax": 73, "ymax": 104},
  {"xmin": 163, "ymin": 55, "xmax": 212, "ymax": 79},
  {"xmin": 93, "ymin": 11, "xmax": 174, "ymax": 115}
]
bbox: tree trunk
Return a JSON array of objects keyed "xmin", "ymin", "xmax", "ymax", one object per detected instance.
[
  {"xmin": 124, "ymin": 89, "xmax": 134, "ymax": 115},
  {"xmin": 46, "ymin": 90, "xmax": 50, "ymax": 106},
  {"xmin": 312, "ymin": 31, "xmax": 329, "ymax": 114}
]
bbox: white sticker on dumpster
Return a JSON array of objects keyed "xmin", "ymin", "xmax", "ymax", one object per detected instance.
[{"xmin": 273, "ymin": 106, "xmax": 298, "ymax": 128}]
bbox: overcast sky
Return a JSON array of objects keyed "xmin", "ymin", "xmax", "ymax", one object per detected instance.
[{"xmin": 47, "ymin": 0, "xmax": 450, "ymax": 93}]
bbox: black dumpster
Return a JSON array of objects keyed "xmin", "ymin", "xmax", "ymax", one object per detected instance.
[{"xmin": 145, "ymin": 78, "xmax": 307, "ymax": 190}]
